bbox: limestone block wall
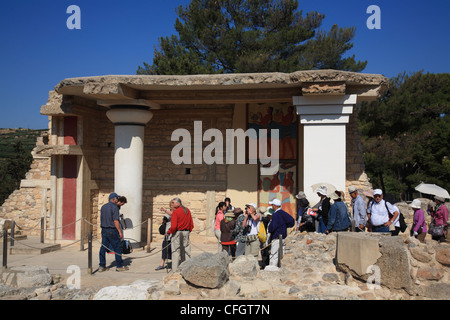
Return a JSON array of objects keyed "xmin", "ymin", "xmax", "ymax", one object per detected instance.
[
  {"xmin": 0, "ymin": 154, "xmax": 50, "ymax": 237},
  {"xmin": 86, "ymin": 105, "xmax": 233, "ymax": 243},
  {"xmin": 345, "ymin": 112, "xmax": 372, "ymax": 204}
]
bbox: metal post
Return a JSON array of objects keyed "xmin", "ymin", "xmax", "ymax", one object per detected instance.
[
  {"xmin": 80, "ymin": 218, "xmax": 84, "ymax": 251},
  {"xmin": 2, "ymin": 229, "xmax": 8, "ymax": 270},
  {"xmin": 277, "ymin": 234, "xmax": 283, "ymax": 268},
  {"xmin": 351, "ymin": 220, "xmax": 356, "ymax": 232},
  {"xmin": 180, "ymin": 232, "xmax": 186, "ymax": 264},
  {"xmin": 147, "ymin": 218, "xmax": 151, "ymax": 253},
  {"xmin": 88, "ymin": 231, "xmax": 92, "ymax": 275},
  {"xmin": 40, "ymin": 217, "xmax": 45, "ymax": 243},
  {"xmin": 10, "ymin": 221, "xmax": 15, "ymax": 247}
]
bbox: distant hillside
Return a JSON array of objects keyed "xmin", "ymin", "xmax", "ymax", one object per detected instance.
[
  {"xmin": 0, "ymin": 128, "xmax": 47, "ymax": 205},
  {"xmin": 0, "ymin": 128, "xmax": 47, "ymax": 161}
]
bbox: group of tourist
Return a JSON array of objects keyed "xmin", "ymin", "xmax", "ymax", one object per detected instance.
[
  {"xmin": 211, "ymin": 197, "xmax": 295, "ymax": 269},
  {"xmin": 296, "ymin": 185, "xmax": 448, "ymax": 244},
  {"xmin": 98, "ymin": 187, "xmax": 448, "ymax": 273}
]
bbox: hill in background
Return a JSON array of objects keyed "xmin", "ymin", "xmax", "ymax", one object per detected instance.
[{"xmin": 0, "ymin": 128, "xmax": 47, "ymax": 205}]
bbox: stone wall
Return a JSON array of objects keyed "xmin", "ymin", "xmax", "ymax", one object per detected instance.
[
  {"xmin": 345, "ymin": 110, "xmax": 372, "ymax": 201},
  {"xmin": 336, "ymin": 232, "xmax": 450, "ymax": 299},
  {"xmin": 142, "ymin": 231, "xmax": 449, "ymax": 300},
  {"xmin": 0, "ymin": 131, "xmax": 51, "ymax": 237}
]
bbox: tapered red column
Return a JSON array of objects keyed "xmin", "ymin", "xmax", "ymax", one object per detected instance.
[{"xmin": 106, "ymin": 106, "xmax": 153, "ymax": 246}]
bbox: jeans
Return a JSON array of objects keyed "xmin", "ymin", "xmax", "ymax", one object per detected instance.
[
  {"xmin": 317, "ymin": 217, "xmax": 327, "ymax": 234},
  {"xmin": 99, "ymin": 228, "xmax": 123, "ymax": 268},
  {"xmin": 372, "ymin": 225, "xmax": 390, "ymax": 233}
]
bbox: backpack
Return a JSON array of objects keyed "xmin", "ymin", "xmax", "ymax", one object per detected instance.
[
  {"xmin": 257, "ymin": 221, "xmax": 267, "ymax": 243},
  {"xmin": 399, "ymin": 212, "xmax": 407, "ymax": 233}
]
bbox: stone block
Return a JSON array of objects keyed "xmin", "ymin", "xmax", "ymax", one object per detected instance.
[
  {"xmin": 435, "ymin": 246, "xmax": 450, "ymax": 267},
  {"xmin": 336, "ymin": 233, "xmax": 414, "ymax": 294},
  {"xmin": 229, "ymin": 254, "xmax": 260, "ymax": 279},
  {"xmin": 1, "ymin": 266, "xmax": 53, "ymax": 288},
  {"xmin": 179, "ymin": 251, "xmax": 230, "ymax": 289},
  {"xmin": 409, "ymin": 246, "xmax": 432, "ymax": 263},
  {"xmin": 336, "ymin": 232, "xmax": 383, "ymax": 276},
  {"xmin": 417, "ymin": 266, "xmax": 444, "ymax": 281}
]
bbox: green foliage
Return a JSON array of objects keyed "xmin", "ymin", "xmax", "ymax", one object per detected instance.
[
  {"xmin": 358, "ymin": 71, "xmax": 450, "ymax": 201},
  {"xmin": 137, "ymin": 0, "xmax": 366, "ymax": 75},
  {"xmin": 0, "ymin": 129, "xmax": 43, "ymax": 205}
]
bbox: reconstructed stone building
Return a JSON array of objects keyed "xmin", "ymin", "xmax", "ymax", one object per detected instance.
[{"xmin": 1, "ymin": 70, "xmax": 387, "ymax": 245}]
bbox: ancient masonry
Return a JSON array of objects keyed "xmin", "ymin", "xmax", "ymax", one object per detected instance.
[{"xmin": 0, "ymin": 70, "xmax": 387, "ymax": 244}]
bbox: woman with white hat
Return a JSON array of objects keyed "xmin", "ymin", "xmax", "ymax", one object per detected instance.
[
  {"xmin": 410, "ymin": 199, "xmax": 427, "ymax": 243},
  {"xmin": 312, "ymin": 186, "xmax": 330, "ymax": 234}
]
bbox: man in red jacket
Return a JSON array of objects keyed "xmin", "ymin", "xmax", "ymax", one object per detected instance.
[{"xmin": 166, "ymin": 197, "xmax": 194, "ymax": 271}]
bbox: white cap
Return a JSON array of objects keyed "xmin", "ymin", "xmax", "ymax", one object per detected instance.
[
  {"xmin": 373, "ymin": 189, "xmax": 383, "ymax": 196},
  {"xmin": 269, "ymin": 199, "xmax": 282, "ymax": 206},
  {"xmin": 410, "ymin": 199, "xmax": 421, "ymax": 209},
  {"xmin": 246, "ymin": 203, "xmax": 257, "ymax": 210}
]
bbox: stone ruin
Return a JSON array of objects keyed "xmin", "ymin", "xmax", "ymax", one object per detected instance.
[
  {"xmin": 0, "ymin": 229, "xmax": 448, "ymax": 300},
  {"xmin": 91, "ymin": 231, "xmax": 449, "ymax": 301}
]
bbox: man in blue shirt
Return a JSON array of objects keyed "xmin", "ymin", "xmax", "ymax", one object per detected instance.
[
  {"xmin": 348, "ymin": 186, "xmax": 367, "ymax": 232},
  {"xmin": 268, "ymin": 199, "xmax": 295, "ymax": 267},
  {"xmin": 99, "ymin": 192, "xmax": 128, "ymax": 272}
]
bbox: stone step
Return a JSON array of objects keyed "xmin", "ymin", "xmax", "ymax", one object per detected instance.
[{"xmin": 5, "ymin": 238, "xmax": 61, "ymax": 255}]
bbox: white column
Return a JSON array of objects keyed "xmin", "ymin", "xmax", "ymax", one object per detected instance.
[
  {"xmin": 293, "ymin": 95, "xmax": 357, "ymax": 205},
  {"xmin": 106, "ymin": 106, "xmax": 153, "ymax": 246}
]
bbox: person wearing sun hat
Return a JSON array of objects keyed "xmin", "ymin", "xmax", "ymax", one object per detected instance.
[
  {"xmin": 243, "ymin": 203, "xmax": 261, "ymax": 257},
  {"xmin": 326, "ymin": 190, "xmax": 351, "ymax": 234},
  {"xmin": 410, "ymin": 199, "xmax": 427, "ymax": 243},
  {"xmin": 220, "ymin": 210, "xmax": 237, "ymax": 258},
  {"xmin": 268, "ymin": 198, "xmax": 295, "ymax": 267},
  {"xmin": 348, "ymin": 186, "xmax": 367, "ymax": 232},
  {"xmin": 231, "ymin": 207, "xmax": 246, "ymax": 257},
  {"xmin": 312, "ymin": 186, "xmax": 330, "ymax": 233}
]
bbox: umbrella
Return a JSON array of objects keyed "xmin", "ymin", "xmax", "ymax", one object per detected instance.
[
  {"xmin": 415, "ymin": 183, "xmax": 450, "ymax": 199},
  {"xmin": 311, "ymin": 182, "xmax": 337, "ymax": 197}
]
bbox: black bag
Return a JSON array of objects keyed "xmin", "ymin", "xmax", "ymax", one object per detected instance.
[
  {"xmin": 121, "ymin": 240, "xmax": 133, "ymax": 254},
  {"xmin": 119, "ymin": 214, "xmax": 127, "ymax": 230},
  {"xmin": 399, "ymin": 213, "xmax": 407, "ymax": 233},
  {"xmin": 159, "ymin": 223, "xmax": 166, "ymax": 235}
]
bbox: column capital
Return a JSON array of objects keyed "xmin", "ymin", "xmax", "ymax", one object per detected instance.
[
  {"xmin": 293, "ymin": 94, "xmax": 357, "ymax": 125},
  {"xmin": 106, "ymin": 105, "xmax": 153, "ymax": 126}
]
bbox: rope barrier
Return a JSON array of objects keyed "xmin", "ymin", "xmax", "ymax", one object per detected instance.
[{"xmin": 2, "ymin": 214, "xmax": 289, "ymax": 275}]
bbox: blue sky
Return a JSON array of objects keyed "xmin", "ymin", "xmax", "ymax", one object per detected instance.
[{"xmin": 0, "ymin": 0, "xmax": 449, "ymax": 129}]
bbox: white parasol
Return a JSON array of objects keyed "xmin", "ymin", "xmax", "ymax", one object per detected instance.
[{"xmin": 415, "ymin": 182, "xmax": 450, "ymax": 199}]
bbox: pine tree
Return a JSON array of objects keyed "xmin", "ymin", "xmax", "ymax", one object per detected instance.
[
  {"xmin": 358, "ymin": 71, "xmax": 450, "ymax": 200},
  {"xmin": 137, "ymin": 0, "xmax": 366, "ymax": 75}
]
